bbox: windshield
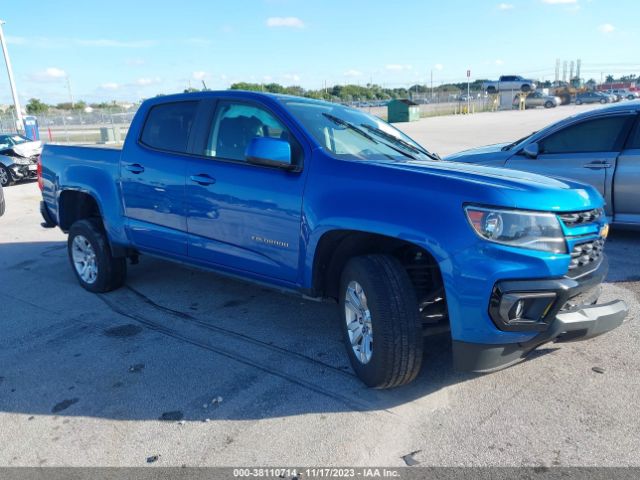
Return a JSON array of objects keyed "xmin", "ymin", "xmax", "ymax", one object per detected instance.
[
  {"xmin": 279, "ymin": 98, "xmax": 436, "ymax": 161},
  {"xmin": 0, "ymin": 134, "xmax": 29, "ymax": 149}
]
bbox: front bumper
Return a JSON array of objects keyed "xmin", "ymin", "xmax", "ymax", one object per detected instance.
[
  {"xmin": 453, "ymin": 258, "xmax": 628, "ymax": 372},
  {"xmin": 9, "ymin": 162, "xmax": 38, "ymax": 181}
]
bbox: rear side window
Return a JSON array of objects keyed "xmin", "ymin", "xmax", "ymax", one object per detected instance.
[
  {"xmin": 140, "ymin": 101, "xmax": 198, "ymax": 154},
  {"xmin": 540, "ymin": 116, "xmax": 633, "ymax": 154}
]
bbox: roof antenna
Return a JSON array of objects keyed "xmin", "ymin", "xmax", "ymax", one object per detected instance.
[{"xmin": 201, "ymin": 80, "xmax": 208, "ymax": 91}]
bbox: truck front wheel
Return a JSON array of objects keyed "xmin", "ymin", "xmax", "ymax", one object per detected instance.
[
  {"xmin": 339, "ymin": 255, "xmax": 423, "ymax": 388},
  {"xmin": 68, "ymin": 219, "xmax": 127, "ymax": 293}
]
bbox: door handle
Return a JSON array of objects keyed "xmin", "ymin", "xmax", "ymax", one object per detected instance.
[
  {"xmin": 190, "ymin": 174, "xmax": 216, "ymax": 186},
  {"xmin": 125, "ymin": 163, "xmax": 145, "ymax": 174},
  {"xmin": 583, "ymin": 161, "xmax": 612, "ymax": 170}
]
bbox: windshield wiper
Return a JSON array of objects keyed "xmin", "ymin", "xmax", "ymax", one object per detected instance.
[
  {"xmin": 360, "ymin": 124, "xmax": 436, "ymax": 160},
  {"xmin": 322, "ymin": 113, "xmax": 378, "ymax": 142},
  {"xmin": 322, "ymin": 113, "xmax": 416, "ymax": 160}
]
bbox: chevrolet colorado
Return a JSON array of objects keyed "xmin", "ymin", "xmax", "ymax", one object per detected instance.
[{"xmin": 39, "ymin": 91, "xmax": 627, "ymax": 388}]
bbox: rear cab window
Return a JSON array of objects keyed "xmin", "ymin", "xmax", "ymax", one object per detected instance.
[{"xmin": 139, "ymin": 101, "xmax": 199, "ymax": 154}]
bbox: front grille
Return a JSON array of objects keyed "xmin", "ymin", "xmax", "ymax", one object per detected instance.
[
  {"xmin": 559, "ymin": 208, "xmax": 603, "ymax": 227},
  {"xmin": 569, "ymin": 238, "xmax": 605, "ymax": 276}
]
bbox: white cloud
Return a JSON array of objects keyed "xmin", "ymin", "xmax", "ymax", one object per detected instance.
[
  {"xmin": 434, "ymin": 64, "xmax": 444, "ymax": 71},
  {"xmin": 6, "ymin": 35, "xmax": 27, "ymax": 45},
  {"xmin": 45, "ymin": 67, "xmax": 66, "ymax": 78},
  {"xmin": 266, "ymin": 17, "xmax": 305, "ymax": 28},
  {"xmin": 29, "ymin": 67, "xmax": 67, "ymax": 82},
  {"xmin": 541, "ymin": 0, "xmax": 577, "ymax": 4},
  {"xmin": 100, "ymin": 82, "xmax": 120, "ymax": 90},
  {"xmin": 386, "ymin": 64, "xmax": 413, "ymax": 71},
  {"xmin": 598, "ymin": 23, "xmax": 615, "ymax": 33},
  {"xmin": 135, "ymin": 77, "xmax": 161, "ymax": 86},
  {"xmin": 192, "ymin": 71, "xmax": 209, "ymax": 81},
  {"xmin": 75, "ymin": 38, "xmax": 156, "ymax": 48},
  {"xmin": 344, "ymin": 69, "xmax": 363, "ymax": 77},
  {"xmin": 495, "ymin": 59, "xmax": 505, "ymax": 65},
  {"xmin": 183, "ymin": 38, "xmax": 212, "ymax": 47},
  {"xmin": 263, "ymin": 75, "xmax": 273, "ymax": 82},
  {"xmin": 498, "ymin": 3, "xmax": 514, "ymax": 9},
  {"xmin": 283, "ymin": 73, "xmax": 301, "ymax": 82},
  {"xmin": 125, "ymin": 58, "xmax": 145, "ymax": 66}
]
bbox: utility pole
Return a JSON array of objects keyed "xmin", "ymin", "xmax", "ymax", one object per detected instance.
[
  {"xmin": 430, "ymin": 70, "xmax": 433, "ymax": 101},
  {"xmin": 66, "ymin": 75, "xmax": 75, "ymax": 108},
  {"xmin": 0, "ymin": 19, "xmax": 24, "ymax": 132}
]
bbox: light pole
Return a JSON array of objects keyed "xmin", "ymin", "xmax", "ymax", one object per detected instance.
[{"xmin": 0, "ymin": 19, "xmax": 25, "ymax": 132}]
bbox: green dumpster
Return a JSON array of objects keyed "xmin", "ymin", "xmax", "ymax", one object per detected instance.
[{"xmin": 387, "ymin": 99, "xmax": 420, "ymax": 123}]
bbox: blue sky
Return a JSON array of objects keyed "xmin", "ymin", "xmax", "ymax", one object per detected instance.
[{"xmin": 1, "ymin": 0, "xmax": 639, "ymax": 104}]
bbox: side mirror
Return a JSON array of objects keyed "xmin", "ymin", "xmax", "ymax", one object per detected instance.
[
  {"xmin": 245, "ymin": 137, "xmax": 294, "ymax": 170},
  {"xmin": 521, "ymin": 142, "xmax": 539, "ymax": 159}
]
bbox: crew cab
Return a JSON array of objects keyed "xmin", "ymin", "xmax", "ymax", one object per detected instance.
[
  {"xmin": 39, "ymin": 91, "xmax": 627, "ymax": 388},
  {"xmin": 483, "ymin": 75, "xmax": 537, "ymax": 94},
  {"xmin": 447, "ymin": 102, "xmax": 640, "ymax": 227}
]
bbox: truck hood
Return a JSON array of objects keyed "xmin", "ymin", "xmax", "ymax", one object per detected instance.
[
  {"xmin": 445, "ymin": 143, "xmax": 512, "ymax": 164},
  {"xmin": 368, "ymin": 158, "xmax": 602, "ymax": 212}
]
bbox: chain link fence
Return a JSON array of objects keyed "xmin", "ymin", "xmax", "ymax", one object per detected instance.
[
  {"xmin": 0, "ymin": 89, "xmax": 506, "ymax": 145},
  {"xmin": 0, "ymin": 106, "xmax": 137, "ymax": 144}
]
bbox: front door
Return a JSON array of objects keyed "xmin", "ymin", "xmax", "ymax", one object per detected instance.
[
  {"xmin": 185, "ymin": 100, "xmax": 307, "ymax": 282},
  {"xmin": 506, "ymin": 113, "xmax": 635, "ymax": 215},
  {"xmin": 613, "ymin": 116, "xmax": 640, "ymax": 224}
]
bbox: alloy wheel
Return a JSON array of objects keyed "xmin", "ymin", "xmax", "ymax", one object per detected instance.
[{"xmin": 344, "ymin": 280, "xmax": 374, "ymax": 364}]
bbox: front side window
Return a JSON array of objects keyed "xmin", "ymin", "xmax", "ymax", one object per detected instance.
[
  {"xmin": 540, "ymin": 116, "xmax": 632, "ymax": 154},
  {"xmin": 280, "ymin": 98, "xmax": 435, "ymax": 162},
  {"xmin": 140, "ymin": 101, "xmax": 198, "ymax": 154},
  {"xmin": 206, "ymin": 103, "xmax": 288, "ymax": 161}
]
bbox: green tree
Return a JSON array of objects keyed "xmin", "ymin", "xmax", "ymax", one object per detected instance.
[{"xmin": 26, "ymin": 98, "xmax": 49, "ymax": 114}]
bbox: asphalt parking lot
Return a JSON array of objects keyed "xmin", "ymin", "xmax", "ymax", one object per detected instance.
[{"xmin": 1, "ymin": 104, "xmax": 639, "ymax": 467}]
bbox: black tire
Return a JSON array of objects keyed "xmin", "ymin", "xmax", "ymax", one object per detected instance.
[
  {"xmin": 0, "ymin": 165, "xmax": 13, "ymax": 187},
  {"xmin": 67, "ymin": 219, "xmax": 126, "ymax": 293},
  {"xmin": 544, "ymin": 101, "xmax": 554, "ymax": 109},
  {"xmin": 576, "ymin": 100, "xmax": 583, "ymax": 105},
  {"xmin": 339, "ymin": 255, "xmax": 423, "ymax": 389},
  {"xmin": 600, "ymin": 98, "xmax": 607, "ymax": 104},
  {"xmin": 487, "ymin": 87, "xmax": 496, "ymax": 95},
  {"xmin": 521, "ymin": 84, "xmax": 531, "ymax": 93}
]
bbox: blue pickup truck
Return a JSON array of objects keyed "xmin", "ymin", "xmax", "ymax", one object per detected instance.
[{"xmin": 39, "ymin": 91, "xmax": 627, "ymax": 388}]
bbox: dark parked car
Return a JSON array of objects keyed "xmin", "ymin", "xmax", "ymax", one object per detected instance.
[{"xmin": 575, "ymin": 92, "xmax": 610, "ymax": 105}]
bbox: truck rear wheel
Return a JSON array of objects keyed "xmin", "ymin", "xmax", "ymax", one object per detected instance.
[
  {"xmin": 339, "ymin": 255, "xmax": 423, "ymax": 389},
  {"xmin": 68, "ymin": 219, "xmax": 126, "ymax": 293}
]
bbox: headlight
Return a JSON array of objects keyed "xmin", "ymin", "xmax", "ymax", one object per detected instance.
[{"xmin": 465, "ymin": 205, "xmax": 566, "ymax": 253}]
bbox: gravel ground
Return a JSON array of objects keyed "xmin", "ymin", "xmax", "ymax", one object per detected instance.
[{"xmin": 0, "ymin": 103, "xmax": 638, "ymax": 467}]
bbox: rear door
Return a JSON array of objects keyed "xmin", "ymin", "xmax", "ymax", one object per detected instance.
[
  {"xmin": 506, "ymin": 114, "xmax": 635, "ymax": 215},
  {"xmin": 121, "ymin": 100, "xmax": 199, "ymax": 256},
  {"xmin": 184, "ymin": 98, "xmax": 308, "ymax": 282},
  {"xmin": 613, "ymin": 115, "xmax": 640, "ymax": 224}
]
